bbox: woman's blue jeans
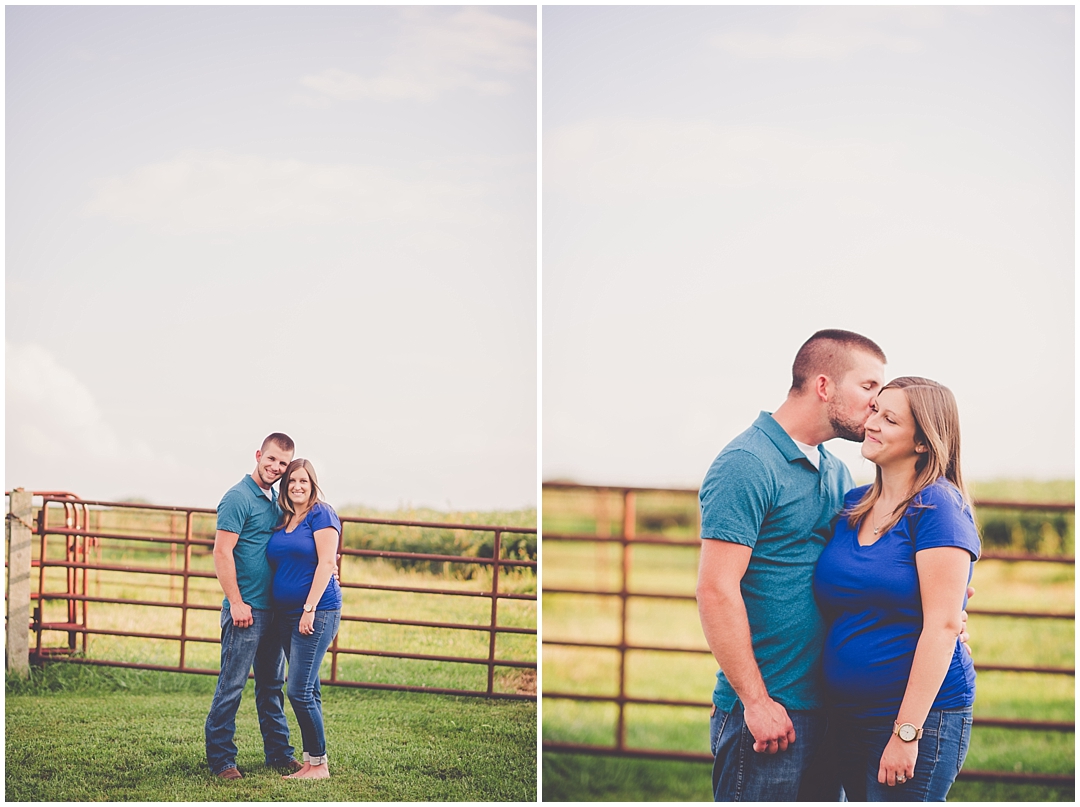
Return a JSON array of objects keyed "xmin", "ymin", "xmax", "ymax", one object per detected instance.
[
  {"xmin": 832, "ymin": 706, "xmax": 973, "ymax": 802},
  {"xmin": 282, "ymin": 609, "xmax": 341, "ymax": 759}
]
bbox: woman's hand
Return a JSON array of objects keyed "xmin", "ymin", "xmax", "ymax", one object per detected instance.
[
  {"xmin": 299, "ymin": 610, "xmax": 315, "ymax": 635},
  {"xmin": 878, "ymin": 734, "xmax": 918, "ymax": 786}
]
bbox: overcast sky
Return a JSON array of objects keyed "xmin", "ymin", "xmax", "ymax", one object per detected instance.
[
  {"xmin": 543, "ymin": 5, "xmax": 1073, "ymax": 488},
  {"xmin": 7, "ymin": 6, "xmax": 537, "ymax": 510}
]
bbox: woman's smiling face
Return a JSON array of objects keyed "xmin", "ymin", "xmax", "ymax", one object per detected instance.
[
  {"xmin": 861, "ymin": 386, "xmax": 922, "ymax": 468},
  {"xmin": 288, "ymin": 467, "xmax": 313, "ymax": 508}
]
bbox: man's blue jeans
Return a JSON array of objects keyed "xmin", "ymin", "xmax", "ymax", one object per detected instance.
[
  {"xmin": 710, "ymin": 701, "xmax": 843, "ymax": 801},
  {"xmin": 282, "ymin": 609, "xmax": 341, "ymax": 759},
  {"xmin": 205, "ymin": 605, "xmax": 295, "ymax": 774},
  {"xmin": 832, "ymin": 706, "xmax": 972, "ymax": 802}
]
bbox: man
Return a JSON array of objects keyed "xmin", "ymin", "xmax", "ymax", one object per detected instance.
[
  {"xmin": 697, "ymin": 329, "xmax": 887, "ymax": 801},
  {"xmin": 205, "ymin": 433, "xmax": 302, "ymax": 779}
]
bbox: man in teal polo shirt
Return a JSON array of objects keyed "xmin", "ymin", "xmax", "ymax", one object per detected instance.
[
  {"xmin": 205, "ymin": 433, "xmax": 302, "ymax": 779},
  {"xmin": 697, "ymin": 329, "xmax": 887, "ymax": 801}
]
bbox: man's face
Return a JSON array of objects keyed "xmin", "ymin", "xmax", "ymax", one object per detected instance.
[
  {"xmin": 254, "ymin": 442, "xmax": 294, "ymax": 489},
  {"xmin": 827, "ymin": 351, "xmax": 886, "ymax": 442}
]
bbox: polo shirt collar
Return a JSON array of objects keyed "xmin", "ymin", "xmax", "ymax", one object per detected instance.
[
  {"xmin": 754, "ymin": 411, "xmax": 817, "ymax": 466},
  {"xmin": 242, "ymin": 473, "xmax": 276, "ymax": 502}
]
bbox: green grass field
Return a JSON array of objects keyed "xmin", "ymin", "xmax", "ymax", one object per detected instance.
[
  {"xmin": 11, "ymin": 503, "xmax": 536, "ymax": 801},
  {"xmin": 7, "ymin": 665, "xmax": 536, "ymax": 802},
  {"xmin": 541, "ymin": 480, "xmax": 1075, "ymax": 802}
]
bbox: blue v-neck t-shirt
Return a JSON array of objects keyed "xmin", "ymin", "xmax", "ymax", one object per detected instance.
[
  {"xmin": 813, "ymin": 479, "xmax": 980, "ymax": 718},
  {"xmin": 266, "ymin": 502, "xmax": 343, "ymax": 613}
]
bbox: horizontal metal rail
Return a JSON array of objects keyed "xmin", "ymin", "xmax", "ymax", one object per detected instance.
[
  {"xmin": 543, "ymin": 530, "xmax": 1076, "ymax": 564},
  {"xmin": 541, "ymin": 482, "xmax": 1075, "ymax": 789},
  {"xmin": 542, "ymin": 480, "xmax": 1075, "ymax": 511},
  {"xmin": 19, "ymin": 493, "xmax": 536, "ymax": 701},
  {"xmin": 540, "ymin": 743, "xmax": 1075, "ymax": 787},
  {"xmin": 543, "ymin": 583, "xmax": 1076, "ymax": 622},
  {"xmin": 541, "ymin": 690, "xmax": 1075, "ymax": 731},
  {"xmin": 542, "ymin": 637, "xmax": 1078, "ymax": 675},
  {"xmin": 38, "ymin": 657, "xmax": 529, "ymax": 701}
]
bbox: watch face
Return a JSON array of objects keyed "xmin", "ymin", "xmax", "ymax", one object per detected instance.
[{"xmin": 899, "ymin": 724, "xmax": 918, "ymax": 741}]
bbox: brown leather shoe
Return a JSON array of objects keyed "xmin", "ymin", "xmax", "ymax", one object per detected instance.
[
  {"xmin": 276, "ymin": 759, "xmax": 303, "ymax": 774},
  {"xmin": 217, "ymin": 768, "xmax": 243, "ymax": 780}
]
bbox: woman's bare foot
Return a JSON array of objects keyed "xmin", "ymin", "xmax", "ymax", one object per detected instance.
[{"xmin": 285, "ymin": 763, "xmax": 329, "ymax": 780}]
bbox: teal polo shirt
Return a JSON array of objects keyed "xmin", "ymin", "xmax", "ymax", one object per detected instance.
[
  {"xmin": 699, "ymin": 411, "xmax": 853, "ymax": 712},
  {"xmin": 216, "ymin": 475, "xmax": 280, "ymax": 610}
]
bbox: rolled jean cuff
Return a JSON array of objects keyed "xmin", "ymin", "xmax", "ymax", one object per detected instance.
[{"xmin": 308, "ymin": 753, "xmax": 328, "ymax": 766}]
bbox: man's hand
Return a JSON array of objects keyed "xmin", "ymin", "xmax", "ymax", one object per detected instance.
[
  {"xmin": 743, "ymin": 697, "xmax": 796, "ymax": 754},
  {"xmin": 230, "ymin": 600, "xmax": 254, "ymax": 628},
  {"xmin": 959, "ymin": 585, "xmax": 975, "ymax": 654}
]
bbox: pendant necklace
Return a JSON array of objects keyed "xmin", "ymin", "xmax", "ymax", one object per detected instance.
[{"xmin": 872, "ymin": 503, "xmax": 893, "ymax": 535}]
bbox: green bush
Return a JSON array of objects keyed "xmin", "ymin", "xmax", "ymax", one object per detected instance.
[
  {"xmin": 339, "ymin": 506, "xmax": 536, "ymax": 578},
  {"xmin": 977, "ymin": 510, "xmax": 1073, "ymax": 556}
]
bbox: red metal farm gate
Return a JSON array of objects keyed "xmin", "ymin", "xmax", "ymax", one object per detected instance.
[
  {"xmin": 542, "ymin": 482, "xmax": 1074, "ymax": 790},
  {"xmin": 6, "ymin": 490, "xmax": 536, "ymax": 701}
]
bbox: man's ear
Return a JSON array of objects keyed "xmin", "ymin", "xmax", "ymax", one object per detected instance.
[{"xmin": 815, "ymin": 374, "xmax": 830, "ymax": 403}]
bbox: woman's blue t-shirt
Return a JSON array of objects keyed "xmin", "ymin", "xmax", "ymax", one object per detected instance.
[
  {"xmin": 812, "ymin": 479, "xmax": 980, "ymax": 719},
  {"xmin": 266, "ymin": 501, "xmax": 342, "ymax": 613}
]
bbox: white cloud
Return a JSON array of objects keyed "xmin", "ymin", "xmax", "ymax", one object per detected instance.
[
  {"xmin": 298, "ymin": 7, "xmax": 534, "ymax": 103},
  {"xmin": 7, "ymin": 342, "xmax": 120, "ymax": 460},
  {"xmin": 546, "ymin": 118, "xmax": 900, "ymax": 198},
  {"xmin": 84, "ymin": 150, "xmax": 487, "ymax": 232},
  {"xmin": 5, "ymin": 341, "xmax": 191, "ymax": 501},
  {"xmin": 5, "ymin": 342, "xmax": 162, "ymax": 470},
  {"xmin": 710, "ymin": 7, "xmax": 942, "ymax": 61}
]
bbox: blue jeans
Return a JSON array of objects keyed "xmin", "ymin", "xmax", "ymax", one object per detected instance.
[
  {"xmin": 205, "ymin": 605, "xmax": 295, "ymax": 774},
  {"xmin": 282, "ymin": 609, "xmax": 341, "ymax": 759},
  {"xmin": 710, "ymin": 701, "xmax": 843, "ymax": 801},
  {"xmin": 832, "ymin": 706, "xmax": 972, "ymax": 802}
]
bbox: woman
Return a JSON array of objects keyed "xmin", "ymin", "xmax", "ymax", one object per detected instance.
[
  {"xmin": 813, "ymin": 377, "xmax": 980, "ymax": 802},
  {"xmin": 266, "ymin": 458, "xmax": 342, "ymax": 780}
]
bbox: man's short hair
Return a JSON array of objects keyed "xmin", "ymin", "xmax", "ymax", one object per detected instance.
[
  {"xmin": 261, "ymin": 432, "xmax": 295, "ymax": 454},
  {"xmin": 790, "ymin": 329, "xmax": 886, "ymax": 394}
]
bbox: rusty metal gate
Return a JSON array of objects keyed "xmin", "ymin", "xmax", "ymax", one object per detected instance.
[
  {"xmin": 9, "ymin": 491, "xmax": 536, "ymax": 701},
  {"xmin": 542, "ymin": 482, "xmax": 1074, "ymax": 789}
]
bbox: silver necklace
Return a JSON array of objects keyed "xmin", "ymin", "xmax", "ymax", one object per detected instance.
[{"xmin": 872, "ymin": 503, "xmax": 897, "ymax": 535}]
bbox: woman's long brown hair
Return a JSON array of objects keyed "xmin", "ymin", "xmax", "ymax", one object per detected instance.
[
  {"xmin": 846, "ymin": 376, "xmax": 971, "ymax": 533},
  {"xmin": 277, "ymin": 458, "xmax": 323, "ymax": 528}
]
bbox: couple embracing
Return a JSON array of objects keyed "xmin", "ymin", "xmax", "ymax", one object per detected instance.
[
  {"xmin": 204, "ymin": 433, "xmax": 343, "ymax": 781},
  {"xmin": 698, "ymin": 330, "xmax": 979, "ymax": 802}
]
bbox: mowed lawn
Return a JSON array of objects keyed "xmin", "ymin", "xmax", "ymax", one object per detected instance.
[
  {"xmin": 14, "ymin": 509, "xmax": 537, "ymax": 802},
  {"xmin": 7, "ymin": 666, "xmax": 536, "ymax": 802}
]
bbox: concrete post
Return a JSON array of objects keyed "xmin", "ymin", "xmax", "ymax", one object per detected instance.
[{"xmin": 7, "ymin": 488, "xmax": 33, "ymax": 676}]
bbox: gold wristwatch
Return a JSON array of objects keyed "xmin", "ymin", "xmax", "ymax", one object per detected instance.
[{"xmin": 893, "ymin": 722, "xmax": 923, "ymax": 742}]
